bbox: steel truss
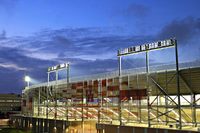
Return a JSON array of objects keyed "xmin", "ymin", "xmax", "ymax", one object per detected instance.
[{"xmin": 21, "ymin": 40, "xmax": 200, "ymax": 132}]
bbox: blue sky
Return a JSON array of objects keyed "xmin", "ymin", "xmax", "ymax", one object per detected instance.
[{"xmin": 0, "ymin": 0, "xmax": 200, "ymax": 93}]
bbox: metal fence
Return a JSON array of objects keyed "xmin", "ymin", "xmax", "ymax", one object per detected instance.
[{"xmin": 26, "ymin": 61, "xmax": 200, "ymax": 90}]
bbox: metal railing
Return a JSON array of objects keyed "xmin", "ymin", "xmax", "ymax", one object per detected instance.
[{"xmin": 25, "ymin": 61, "xmax": 200, "ymax": 90}]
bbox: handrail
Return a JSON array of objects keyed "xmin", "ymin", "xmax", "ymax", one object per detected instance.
[{"xmin": 24, "ymin": 61, "xmax": 200, "ymax": 90}]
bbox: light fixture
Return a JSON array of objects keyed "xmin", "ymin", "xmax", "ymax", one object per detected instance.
[
  {"xmin": 25, "ymin": 76, "xmax": 31, "ymax": 82},
  {"xmin": 25, "ymin": 75, "xmax": 31, "ymax": 87}
]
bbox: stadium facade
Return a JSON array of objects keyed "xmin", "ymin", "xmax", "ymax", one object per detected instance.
[{"xmin": 10, "ymin": 39, "xmax": 200, "ymax": 133}]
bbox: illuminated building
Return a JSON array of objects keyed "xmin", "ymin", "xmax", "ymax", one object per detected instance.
[{"xmin": 11, "ymin": 39, "xmax": 200, "ymax": 133}]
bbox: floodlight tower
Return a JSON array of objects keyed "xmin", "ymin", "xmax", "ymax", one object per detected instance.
[
  {"xmin": 25, "ymin": 75, "xmax": 31, "ymax": 87},
  {"xmin": 46, "ymin": 62, "xmax": 70, "ymax": 131},
  {"xmin": 117, "ymin": 39, "xmax": 182, "ymax": 129}
]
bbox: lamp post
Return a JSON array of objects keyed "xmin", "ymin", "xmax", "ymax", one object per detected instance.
[{"xmin": 25, "ymin": 75, "xmax": 31, "ymax": 87}]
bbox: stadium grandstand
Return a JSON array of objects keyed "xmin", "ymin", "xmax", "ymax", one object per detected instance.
[{"xmin": 10, "ymin": 39, "xmax": 200, "ymax": 133}]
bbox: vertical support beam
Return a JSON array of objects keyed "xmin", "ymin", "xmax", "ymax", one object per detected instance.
[
  {"xmin": 66, "ymin": 63, "xmax": 70, "ymax": 121},
  {"xmin": 66, "ymin": 64, "xmax": 69, "ymax": 121},
  {"xmin": 46, "ymin": 72, "xmax": 50, "ymax": 133},
  {"xmin": 136, "ymin": 74, "xmax": 141, "ymax": 123},
  {"xmin": 65, "ymin": 99, "xmax": 68, "ymax": 121},
  {"xmin": 38, "ymin": 87, "xmax": 40, "ymax": 117},
  {"xmin": 98, "ymin": 79, "xmax": 102, "ymax": 124},
  {"xmin": 86, "ymin": 80, "xmax": 89, "ymax": 120},
  {"xmin": 156, "ymin": 72, "xmax": 159, "ymax": 124},
  {"xmin": 175, "ymin": 40, "xmax": 182, "ymax": 129},
  {"xmin": 188, "ymin": 67, "xmax": 197, "ymax": 127},
  {"xmin": 128, "ymin": 75, "xmax": 130, "ymax": 123},
  {"xmin": 146, "ymin": 51, "xmax": 151, "ymax": 128},
  {"xmin": 67, "ymin": 63, "xmax": 70, "ymax": 83},
  {"xmin": 138, "ymin": 100, "xmax": 142, "ymax": 123},
  {"xmin": 82, "ymin": 81, "xmax": 84, "ymax": 122},
  {"xmin": 47, "ymin": 72, "xmax": 49, "ymax": 119},
  {"xmin": 118, "ymin": 55, "xmax": 122, "ymax": 125},
  {"xmin": 165, "ymin": 70, "xmax": 169, "ymax": 125},
  {"xmin": 192, "ymin": 94, "xmax": 197, "ymax": 127},
  {"xmin": 101, "ymin": 79, "xmax": 103, "ymax": 123},
  {"xmin": 106, "ymin": 78, "xmax": 108, "ymax": 122},
  {"xmin": 82, "ymin": 80, "xmax": 84, "ymax": 133},
  {"xmin": 54, "ymin": 70, "xmax": 58, "ymax": 129}
]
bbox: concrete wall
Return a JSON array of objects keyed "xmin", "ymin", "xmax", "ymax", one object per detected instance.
[{"xmin": 97, "ymin": 124, "xmax": 199, "ymax": 133}]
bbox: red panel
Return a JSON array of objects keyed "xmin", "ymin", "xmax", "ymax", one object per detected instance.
[
  {"xmin": 28, "ymin": 97, "xmax": 32, "ymax": 110},
  {"xmin": 76, "ymin": 82, "xmax": 83, "ymax": 87},
  {"xmin": 71, "ymin": 83, "xmax": 76, "ymax": 89},
  {"xmin": 102, "ymin": 79, "xmax": 107, "ymax": 87},
  {"xmin": 84, "ymin": 81, "xmax": 88, "ymax": 88},
  {"xmin": 107, "ymin": 86, "xmax": 119, "ymax": 91},
  {"xmin": 120, "ymin": 89, "xmax": 147, "ymax": 100},
  {"xmin": 102, "ymin": 91, "xmax": 106, "ymax": 96}
]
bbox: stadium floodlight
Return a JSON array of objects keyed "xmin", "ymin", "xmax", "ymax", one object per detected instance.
[
  {"xmin": 117, "ymin": 38, "xmax": 182, "ymax": 129},
  {"xmin": 25, "ymin": 76, "xmax": 30, "ymax": 82},
  {"xmin": 118, "ymin": 39, "xmax": 176, "ymax": 56},
  {"xmin": 48, "ymin": 62, "xmax": 69, "ymax": 72},
  {"xmin": 25, "ymin": 75, "xmax": 31, "ymax": 87},
  {"xmin": 47, "ymin": 62, "xmax": 70, "ymax": 125},
  {"xmin": 47, "ymin": 62, "xmax": 70, "ymax": 84}
]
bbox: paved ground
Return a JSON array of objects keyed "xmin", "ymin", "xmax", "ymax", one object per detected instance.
[{"xmin": 0, "ymin": 128, "xmax": 31, "ymax": 133}]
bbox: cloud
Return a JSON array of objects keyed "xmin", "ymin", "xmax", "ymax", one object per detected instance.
[
  {"xmin": 157, "ymin": 17, "xmax": 200, "ymax": 44},
  {"xmin": 0, "ymin": 63, "xmax": 27, "ymax": 71},
  {"xmin": 0, "ymin": 46, "xmax": 60, "ymax": 92},
  {"xmin": 0, "ymin": 46, "xmax": 57, "ymax": 72},
  {"xmin": 0, "ymin": 26, "xmax": 152, "ymax": 93},
  {"xmin": 1, "ymin": 27, "xmax": 152, "ymax": 61},
  {"xmin": 0, "ymin": 22, "xmax": 199, "ymax": 93}
]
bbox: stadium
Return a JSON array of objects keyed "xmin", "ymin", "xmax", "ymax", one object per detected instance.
[{"xmin": 11, "ymin": 39, "xmax": 200, "ymax": 133}]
